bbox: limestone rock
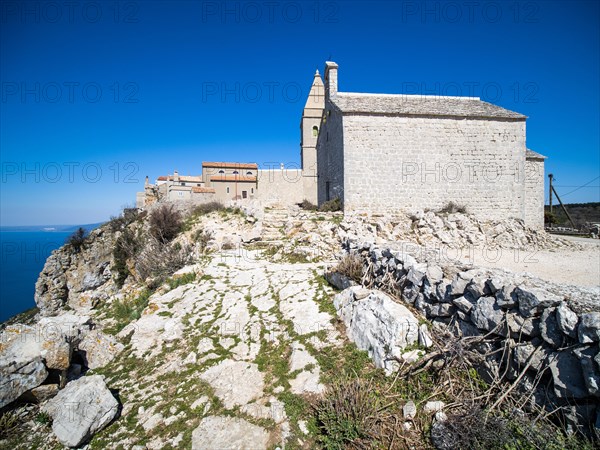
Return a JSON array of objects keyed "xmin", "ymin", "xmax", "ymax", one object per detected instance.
[
  {"xmin": 325, "ymin": 271, "xmax": 356, "ymax": 291},
  {"xmin": 574, "ymin": 346, "xmax": 600, "ymax": 397},
  {"xmin": 418, "ymin": 324, "xmax": 433, "ymax": 348},
  {"xmin": 423, "ymin": 401, "xmax": 445, "ymax": 413},
  {"xmin": 578, "ymin": 312, "xmax": 600, "ymax": 344},
  {"xmin": 471, "ymin": 297, "xmax": 503, "ymax": 331},
  {"xmin": 403, "ymin": 400, "xmax": 417, "ymax": 419},
  {"xmin": 199, "ymin": 359, "xmax": 264, "ymax": 409},
  {"xmin": 334, "ymin": 287, "xmax": 419, "ymax": 375},
  {"xmin": 0, "ymin": 325, "xmax": 48, "ymax": 408},
  {"xmin": 548, "ymin": 351, "xmax": 589, "ymax": 399},
  {"xmin": 495, "ymin": 284, "xmax": 517, "ymax": 309},
  {"xmin": 556, "ymin": 302, "xmax": 579, "ymax": 339},
  {"xmin": 191, "ymin": 416, "xmax": 269, "ymax": 450},
  {"xmin": 452, "ymin": 295, "xmax": 475, "ymax": 313},
  {"xmin": 513, "ymin": 343, "xmax": 549, "ymax": 371},
  {"xmin": 540, "ymin": 309, "xmax": 564, "ymax": 348},
  {"xmin": 42, "ymin": 375, "xmax": 119, "ymax": 447},
  {"xmin": 515, "ymin": 287, "xmax": 562, "ymax": 317},
  {"xmin": 79, "ymin": 330, "xmax": 124, "ymax": 369}
]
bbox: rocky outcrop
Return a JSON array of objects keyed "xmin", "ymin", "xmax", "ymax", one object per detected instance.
[
  {"xmin": 337, "ymin": 240, "xmax": 600, "ymax": 434},
  {"xmin": 35, "ymin": 227, "xmax": 118, "ymax": 316},
  {"xmin": 42, "ymin": 375, "xmax": 119, "ymax": 447}
]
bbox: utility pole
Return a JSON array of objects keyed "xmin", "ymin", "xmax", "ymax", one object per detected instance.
[
  {"xmin": 548, "ymin": 173, "xmax": 553, "ymax": 228},
  {"xmin": 548, "ymin": 174, "xmax": 553, "ymax": 214}
]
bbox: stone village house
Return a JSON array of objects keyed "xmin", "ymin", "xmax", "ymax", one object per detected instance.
[{"xmin": 138, "ymin": 61, "xmax": 545, "ymax": 228}]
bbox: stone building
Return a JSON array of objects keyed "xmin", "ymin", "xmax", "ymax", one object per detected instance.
[
  {"xmin": 315, "ymin": 61, "xmax": 546, "ymax": 228},
  {"xmin": 202, "ymin": 162, "xmax": 258, "ymax": 201}
]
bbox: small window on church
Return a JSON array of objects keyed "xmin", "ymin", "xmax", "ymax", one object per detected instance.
[
  {"xmin": 233, "ymin": 171, "xmax": 239, "ymax": 174},
  {"xmin": 312, "ymin": 126, "xmax": 318, "ymax": 137},
  {"xmin": 219, "ymin": 170, "xmax": 225, "ymax": 174},
  {"xmin": 246, "ymin": 171, "xmax": 252, "ymax": 175},
  {"xmin": 227, "ymin": 187, "xmax": 230, "ymax": 193},
  {"xmin": 251, "ymin": 188, "xmax": 254, "ymax": 194}
]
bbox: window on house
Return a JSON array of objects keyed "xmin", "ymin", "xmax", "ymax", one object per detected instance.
[
  {"xmin": 219, "ymin": 170, "xmax": 225, "ymax": 174},
  {"xmin": 242, "ymin": 191, "xmax": 247, "ymax": 199},
  {"xmin": 227, "ymin": 187, "xmax": 230, "ymax": 193},
  {"xmin": 312, "ymin": 126, "xmax": 318, "ymax": 137},
  {"xmin": 246, "ymin": 171, "xmax": 252, "ymax": 175},
  {"xmin": 181, "ymin": 182, "xmax": 186, "ymax": 186},
  {"xmin": 251, "ymin": 188, "xmax": 254, "ymax": 194},
  {"xmin": 233, "ymin": 171, "xmax": 239, "ymax": 174}
]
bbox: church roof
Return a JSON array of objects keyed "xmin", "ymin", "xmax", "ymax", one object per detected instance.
[
  {"xmin": 202, "ymin": 162, "xmax": 258, "ymax": 169},
  {"xmin": 526, "ymin": 149, "xmax": 547, "ymax": 159},
  {"xmin": 330, "ymin": 92, "xmax": 526, "ymax": 120}
]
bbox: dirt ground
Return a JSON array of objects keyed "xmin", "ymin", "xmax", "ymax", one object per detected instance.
[{"xmin": 457, "ymin": 235, "xmax": 600, "ymax": 290}]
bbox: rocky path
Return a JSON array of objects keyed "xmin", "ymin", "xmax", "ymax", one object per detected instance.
[{"xmin": 85, "ymin": 248, "xmax": 342, "ymax": 449}]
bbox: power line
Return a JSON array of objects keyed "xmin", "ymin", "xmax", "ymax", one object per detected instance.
[
  {"xmin": 555, "ymin": 185, "xmax": 600, "ymax": 188},
  {"xmin": 558, "ymin": 176, "xmax": 600, "ymax": 197}
]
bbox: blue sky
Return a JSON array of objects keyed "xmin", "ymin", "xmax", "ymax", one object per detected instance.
[{"xmin": 1, "ymin": 0, "xmax": 598, "ymax": 225}]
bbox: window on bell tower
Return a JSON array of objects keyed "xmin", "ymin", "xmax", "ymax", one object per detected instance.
[{"xmin": 312, "ymin": 126, "xmax": 318, "ymax": 137}]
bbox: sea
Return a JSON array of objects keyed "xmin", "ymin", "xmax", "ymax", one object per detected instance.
[{"xmin": 0, "ymin": 224, "xmax": 102, "ymax": 323}]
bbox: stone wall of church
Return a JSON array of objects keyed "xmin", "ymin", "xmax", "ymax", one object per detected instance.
[
  {"xmin": 524, "ymin": 158, "xmax": 545, "ymax": 229},
  {"xmin": 341, "ymin": 114, "xmax": 528, "ymax": 222},
  {"xmin": 255, "ymin": 169, "xmax": 305, "ymax": 206},
  {"xmin": 316, "ymin": 109, "xmax": 345, "ymax": 205}
]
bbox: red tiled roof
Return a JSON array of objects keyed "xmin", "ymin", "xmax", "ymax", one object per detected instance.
[
  {"xmin": 192, "ymin": 187, "xmax": 216, "ymax": 194},
  {"xmin": 210, "ymin": 175, "xmax": 257, "ymax": 182},
  {"xmin": 202, "ymin": 161, "xmax": 258, "ymax": 169}
]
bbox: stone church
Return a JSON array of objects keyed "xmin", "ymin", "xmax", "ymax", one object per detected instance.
[{"xmin": 303, "ymin": 61, "xmax": 545, "ymax": 228}]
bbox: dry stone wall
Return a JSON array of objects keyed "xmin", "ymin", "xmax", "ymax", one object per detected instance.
[{"xmin": 341, "ymin": 239, "xmax": 600, "ymax": 435}]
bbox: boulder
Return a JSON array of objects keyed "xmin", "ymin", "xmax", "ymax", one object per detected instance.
[
  {"xmin": 513, "ymin": 343, "xmax": 549, "ymax": 371},
  {"xmin": 79, "ymin": 330, "xmax": 125, "ymax": 369},
  {"xmin": 548, "ymin": 351, "xmax": 589, "ymax": 399},
  {"xmin": 514, "ymin": 287, "xmax": 562, "ymax": 317},
  {"xmin": 42, "ymin": 375, "xmax": 119, "ymax": 447},
  {"xmin": 495, "ymin": 284, "xmax": 517, "ymax": 309},
  {"xmin": 540, "ymin": 309, "xmax": 564, "ymax": 348},
  {"xmin": 574, "ymin": 346, "xmax": 600, "ymax": 397},
  {"xmin": 325, "ymin": 271, "xmax": 356, "ymax": 291},
  {"xmin": 191, "ymin": 416, "xmax": 269, "ymax": 450},
  {"xmin": 0, "ymin": 325, "xmax": 48, "ymax": 408},
  {"xmin": 471, "ymin": 297, "xmax": 503, "ymax": 332},
  {"xmin": 334, "ymin": 287, "xmax": 419, "ymax": 375},
  {"xmin": 556, "ymin": 302, "xmax": 579, "ymax": 339},
  {"xmin": 578, "ymin": 312, "xmax": 600, "ymax": 344},
  {"xmin": 452, "ymin": 295, "xmax": 476, "ymax": 313}
]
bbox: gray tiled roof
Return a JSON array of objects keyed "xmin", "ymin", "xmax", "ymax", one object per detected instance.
[
  {"xmin": 526, "ymin": 149, "xmax": 547, "ymax": 159},
  {"xmin": 330, "ymin": 92, "xmax": 526, "ymax": 119}
]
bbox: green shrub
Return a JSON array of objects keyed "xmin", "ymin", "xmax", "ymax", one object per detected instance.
[
  {"xmin": 300, "ymin": 199, "xmax": 318, "ymax": 211},
  {"xmin": 0, "ymin": 411, "xmax": 19, "ymax": 438},
  {"xmin": 333, "ymin": 254, "xmax": 363, "ymax": 283},
  {"xmin": 312, "ymin": 378, "xmax": 389, "ymax": 449},
  {"xmin": 319, "ymin": 197, "xmax": 342, "ymax": 212},
  {"xmin": 192, "ymin": 229, "xmax": 212, "ymax": 251},
  {"xmin": 192, "ymin": 201, "xmax": 225, "ymax": 216},
  {"xmin": 166, "ymin": 272, "xmax": 196, "ymax": 290},
  {"xmin": 113, "ymin": 227, "xmax": 141, "ymax": 288},
  {"xmin": 437, "ymin": 201, "xmax": 467, "ymax": 214},
  {"xmin": 149, "ymin": 204, "xmax": 183, "ymax": 243},
  {"xmin": 66, "ymin": 227, "xmax": 87, "ymax": 253},
  {"xmin": 106, "ymin": 289, "xmax": 151, "ymax": 334}
]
